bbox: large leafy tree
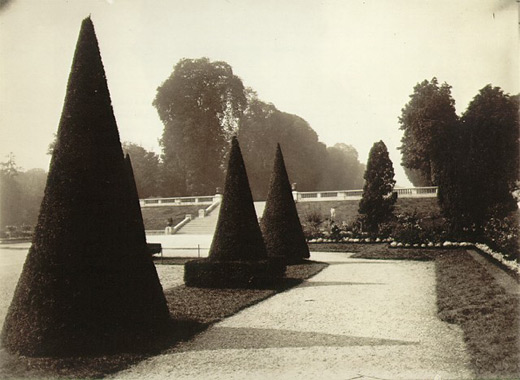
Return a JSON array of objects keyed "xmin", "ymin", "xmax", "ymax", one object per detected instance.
[
  {"xmin": 358, "ymin": 141, "xmax": 396, "ymax": 233},
  {"xmin": 154, "ymin": 58, "xmax": 246, "ymax": 196},
  {"xmin": 122, "ymin": 142, "xmax": 161, "ymax": 198},
  {"xmin": 238, "ymin": 92, "xmax": 328, "ymax": 199},
  {"xmin": 399, "ymin": 78, "xmax": 459, "ymax": 186}
]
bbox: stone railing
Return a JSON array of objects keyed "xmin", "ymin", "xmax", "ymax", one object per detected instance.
[
  {"xmin": 140, "ymin": 187, "xmax": 438, "ymax": 208},
  {"xmin": 140, "ymin": 194, "xmax": 220, "ymax": 207},
  {"xmin": 293, "ymin": 187, "xmax": 438, "ymax": 202}
]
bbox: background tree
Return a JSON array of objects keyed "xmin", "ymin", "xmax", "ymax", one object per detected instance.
[
  {"xmin": 319, "ymin": 143, "xmax": 365, "ymax": 190},
  {"xmin": 154, "ymin": 58, "xmax": 246, "ymax": 196},
  {"xmin": 122, "ymin": 142, "xmax": 161, "ymax": 198},
  {"xmin": 239, "ymin": 91, "xmax": 355, "ymax": 199},
  {"xmin": 358, "ymin": 141, "xmax": 396, "ymax": 233},
  {"xmin": 0, "ymin": 153, "xmax": 22, "ymax": 228},
  {"xmin": 399, "ymin": 78, "xmax": 459, "ymax": 186},
  {"xmin": 17, "ymin": 168, "xmax": 47, "ymax": 226}
]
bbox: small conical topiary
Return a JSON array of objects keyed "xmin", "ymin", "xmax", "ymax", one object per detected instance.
[
  {"xmin": 261, "ymin": 144, "xmax": 310, "ymax": 263},
  {"xmin": 208, "ymin": 136, "xmax": 267, "ymax": 261},
  {"xmin": 1, "ymin": 17, "xmax": 169, "ymax": 357},
  {"xmin": 184, "ymin": 137, "xmax": 285, "ymax": 288}
]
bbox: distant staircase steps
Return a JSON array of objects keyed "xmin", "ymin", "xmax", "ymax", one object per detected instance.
[{"xmin": 176, "ymin": 204, "xmax": 220, "ymax": 235}]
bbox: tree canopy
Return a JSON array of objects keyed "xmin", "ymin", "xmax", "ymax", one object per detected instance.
[
  {"xmin": 154, "ymin": 58, "xmax": 246, "ymax": 196},
  {"xmin": 437, "ymin": 85, "xmax": 519, "ymax": 235},
  {"xmin": 122, "ymin": 142, "xmax": 161, "ymax": 198},
  {"xmin": 399, "ymin": 78, "xmax": 459, "ymax": 186},
  {"xmin": 238, "ymin": 91, "xmax": 364, "ymax": 199}
]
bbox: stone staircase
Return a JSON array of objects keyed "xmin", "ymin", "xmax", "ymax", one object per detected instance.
[
  {"xmin": 175, "ymin": 202, "xmax": 266, "ymax": 235},
  {"xmin": 176, "ymin": 204, "xmax": 221, "ymax": 235}
]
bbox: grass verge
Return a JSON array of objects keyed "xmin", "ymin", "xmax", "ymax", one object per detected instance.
[
  {"xmin": 310, "ymin": 242, "xmax": 438, "ymax": 260},
  {"xmin": 436, "ymin": 251, "xmax": 520, "ymax": 379},
  {"xmin": 0, "ymin": 260, "xmax": 327, "ymax": 379}
]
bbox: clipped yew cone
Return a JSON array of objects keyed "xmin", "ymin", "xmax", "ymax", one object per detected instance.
[
  {"xmin": 184, "ymin": 137, "xmax": 285, "ymax": 288},
  {"xmin": 261, "ymin": 144, "xmax": 310, "ymax": 263},
  {"xmin": 1, "ymin": 17, "xmax": 169, "ymax": 357}
]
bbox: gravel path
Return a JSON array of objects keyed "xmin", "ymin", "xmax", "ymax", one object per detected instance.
[{"xmin": 113, "ymin": 251, "xmax": 472, "ymax": 380}]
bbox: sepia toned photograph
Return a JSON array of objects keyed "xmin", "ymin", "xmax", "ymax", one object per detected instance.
[{"xmin": 0, "ymin": 1, "xmax": 518, "ymax": 379}]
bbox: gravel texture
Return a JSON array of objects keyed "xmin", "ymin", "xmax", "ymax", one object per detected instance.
[{"xmin": 113, "ymin": 251, "xmax": 472, "ymax": 380}]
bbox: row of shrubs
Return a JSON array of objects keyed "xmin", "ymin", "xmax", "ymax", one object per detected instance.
[{"xmin": 302, "ymin": 209, "xmax": 519, "ymax": 262}]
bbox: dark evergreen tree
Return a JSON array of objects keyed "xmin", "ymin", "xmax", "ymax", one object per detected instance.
[
  {"xmin": 438, "ymin": 86, "xmax": 519, "ymax": 234},
  {"xmin": 261, "ymin": 144, "xmax": 309, "ymax": 262},
  {"xmin": 184, "ymin": 137, "xmax": 284, "ymax": 288},
  {"xmin": 1, "ymin": 17, "xmax": 169, "ymax": 356},
  {"xmin": 358, "ymin": 141, "xmax": 396, "ymax": 233}
]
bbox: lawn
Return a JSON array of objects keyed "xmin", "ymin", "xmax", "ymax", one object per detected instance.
[
  {"xmin": 0, "ymin": 259, "xmax": 327, "ymax": 379},
  {"xmin": 310, "ymin": 242, "xmax": 520, "ymax": 379}
]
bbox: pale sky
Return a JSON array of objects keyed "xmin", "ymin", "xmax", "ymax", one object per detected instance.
[{"xmin": 0, "ymin": 0, "xmax": 518, "ymax": 187}]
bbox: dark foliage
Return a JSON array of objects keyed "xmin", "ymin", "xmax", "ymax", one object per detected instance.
[
  {"xmin": 261, "ymin": 144, "xmax": 310, "ymax": 262},
  {"xmin": 239, "ymin": 93, "xmax": 364, "ymax": 199},
  {"xmin": 358, "ymin": 141, "xmax": 396, "ymax": 233},
  {"xmin": 154, "ymin": 58, "xmax": 246, "ymax": 196},
  {"xmin": 399, "ymin": 78, "xmax": 458, "ymax": 186},
  {"xmin": 438, "ymin": 86, "xmax": 519, "ymax": 237},
  {"xmin": 208, "ymin": 136, "xmax": 267, "ymax": 261},
  {"xmin": 1, "ymin": 17, "xmax": 169, "ymax": 357},
  {"xmin": 185, "ymin": 137, "xmax": 282, "ymax": 288}
]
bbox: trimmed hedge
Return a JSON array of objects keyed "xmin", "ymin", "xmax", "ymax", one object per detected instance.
[
  {"xmin": 261, "ymin": 144, "xmax": 310, "ymax": 263},
  {"xmin": 208, "ymin": 136, "xmax": 267, "ymax": 261},
  {"xmin": 184, "ymin": 258, "xmax": 286, "ymax": 288},
  {"xmin": 1, "ymin": 17, "xmax": 169, "ymax": 357}
]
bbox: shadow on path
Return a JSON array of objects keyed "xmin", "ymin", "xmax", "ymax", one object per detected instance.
[{"xmin": 173, "ymin": 326, "xmax": 417, "ymax": 352}]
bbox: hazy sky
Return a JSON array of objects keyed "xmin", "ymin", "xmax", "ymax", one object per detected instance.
[{"xmin": 0, "ymin": 0, "xmax": 518, "ymax": 187}]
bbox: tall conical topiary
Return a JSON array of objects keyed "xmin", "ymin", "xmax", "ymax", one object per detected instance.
[
  {"xmin": 261, "ymin": 144, "xmax": 310, "ymax": 263},
  {"xmin": 1, "ymin": 17, "xmax": 169, "ymax": 356},
  {"xmin": 184, "ymin": 137, "xmax": 285, "ymax": 288},
  {"xmin": 208, "ymin": 136, "xmax": 267, "ymax": 261}
]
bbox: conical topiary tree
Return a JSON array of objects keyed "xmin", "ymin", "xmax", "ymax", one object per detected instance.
[
  {"xmin": 261, "ymin": 144, "xmax": 310, "ymax": 263},
  {"xmin": 209, "ymin": 136, "xmax": 267, "ymax": 261},
  {"xmin": 184, "ymin": 137, "xmax": 285, "ymax": 288},
  {"xmin": 1, "ymin": 17, "xmax": 169, "ymax": 357},
  {"xmin": 358, "ymin": 140, "xmax": 397, "ymax": 233}
]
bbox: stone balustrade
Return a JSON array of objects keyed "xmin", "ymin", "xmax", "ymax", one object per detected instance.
[
  {"xmin": 140, "ymin": 194, "xmax": 222, "ymax": 207},
  {"xmin": 292, "ymin": 186, "xmax": 438, "ymax": 202},
  {"xmin": 140, "ymin": 187, "xmax": 437, "ymax": 207}
]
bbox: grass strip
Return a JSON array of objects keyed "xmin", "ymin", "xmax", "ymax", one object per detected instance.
[
  {"xmin": 0, "ymin": 260, "xmax": 327, "ymax": 379},
  {"xmin": 436, "ymin": 251, "xmax": 520, "ymax": 379},
  {"xmin": 310, "ymin": 242, "xmax": 438, "ymax": 260}
]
